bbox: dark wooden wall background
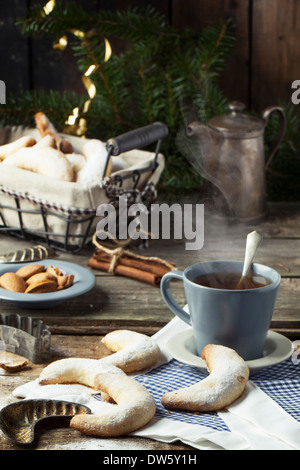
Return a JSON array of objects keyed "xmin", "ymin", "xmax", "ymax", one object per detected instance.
[{"xmin": 1, "ymin": 0, "xmax": 299, "ymax": 112}]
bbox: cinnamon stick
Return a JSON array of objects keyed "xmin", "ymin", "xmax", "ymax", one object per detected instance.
[
  {"xmin": 93, "ymin": 249, "xmax": 174, "ymax": 277},
  {"xmin": 88, "ymin": 257, "xmax": 162, "ymax": 286}
]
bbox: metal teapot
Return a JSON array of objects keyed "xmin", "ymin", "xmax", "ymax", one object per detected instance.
[{"xmin": 186, "ymin": 101, "xmax": 286, "ymax": 223}]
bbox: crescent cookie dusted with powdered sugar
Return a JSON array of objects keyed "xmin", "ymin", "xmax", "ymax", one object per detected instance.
[
  {"xmin": 161, "ymin": 344, "xmax": 249, "ymax": 412},
  {"xmin": 70, "ymin": 373, "xmax": 156, "ymax": 437},
  {"xmin": 38, "ymin": 330, "xmax": 161, "ymax": 437},
  {"xmin": 39, "ymin": 358, "xmax": 125, "ymax": 388},
  {"xmin": 0, "ymin": 136, "xmax": 36, "ymax": 160},
  {"xmin": 3, "ymin": 145, "xmax": 75, "ymax": 182},
  {"xmin": 39, "ymin": 330, "xmax": 162, "ymax": 388},
  {"xmin": 100, "ymin": 329, "xmax": 163, "ymax": 373}
]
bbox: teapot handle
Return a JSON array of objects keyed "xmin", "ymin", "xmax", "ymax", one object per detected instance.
[{"xmin": 263, "ymin": 106, "xmax": 286, "ymax": 170}]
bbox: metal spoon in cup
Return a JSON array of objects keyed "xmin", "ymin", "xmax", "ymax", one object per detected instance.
[{"xmin": 236, "ymin": 230, "xmax": 263, "ymax": 290}]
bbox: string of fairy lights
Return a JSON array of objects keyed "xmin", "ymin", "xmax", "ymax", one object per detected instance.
[{"xmin": 43, "ymin": 0, "xmax": 112, "ymax": 136}]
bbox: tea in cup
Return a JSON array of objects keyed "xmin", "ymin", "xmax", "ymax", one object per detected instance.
[{"xmin": 160, "ymin": 260, "xmax": 280, "ymax": 360}]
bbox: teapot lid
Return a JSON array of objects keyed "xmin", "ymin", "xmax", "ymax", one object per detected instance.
[{"xmin": 209, "ymin": 101, "xmax": 264, "ymax": 138}]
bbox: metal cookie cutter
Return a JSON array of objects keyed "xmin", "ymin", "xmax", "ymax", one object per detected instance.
[
  {"xmin": 0, "ymin": 245, "xmax": 56, "ymax": 264},
  {"xmin": 0, "ymin": 314, "xmax": 51, "ymax": 363}
]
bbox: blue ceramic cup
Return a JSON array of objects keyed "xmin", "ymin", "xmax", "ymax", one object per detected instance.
[{"xmin": 160, "ymin": 260, "xmax": 281, "ymax": 360}]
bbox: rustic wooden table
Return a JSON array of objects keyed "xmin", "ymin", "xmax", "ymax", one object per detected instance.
[{"xmin": 0, "ymin": 202, "xmax": 299, "ymax": 451}]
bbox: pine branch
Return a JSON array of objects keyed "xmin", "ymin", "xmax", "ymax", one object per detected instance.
[
  {"xmin": 10, "ymin": 3, "xmax": 237, "ymax": 195},
  {"xmin": 0, "ymin": 90, "xmax": 86, "ymax": 130}
]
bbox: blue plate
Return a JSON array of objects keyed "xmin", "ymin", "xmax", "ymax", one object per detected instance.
[{"xmin": 0, "ymin": 260, "xmax": 96, "ymax": 309}]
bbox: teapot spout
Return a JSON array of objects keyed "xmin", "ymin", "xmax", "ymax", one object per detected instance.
[
  {"xmin": 186, "ymin": 120, "xmax": 224, "ymax": 146},
  {"xmin": 185, "ymin": 121, "xmax": 224, "ymax": 172},
  {"xmin": 186, "ymin": 121, "xmax": 208, "ymax": 137}
]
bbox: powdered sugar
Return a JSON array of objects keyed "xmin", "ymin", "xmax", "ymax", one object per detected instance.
[
  {"xmin": 52, "ymin": 436, "xmax": 149, "ymax": 450},
  {"xmin": 100, "ymin": 330, "xmax": 163, "ymax": 373},
  {"xmin": 69, "ymin": 373, "xmax": 156, "ymax": 437},
  {"xmin": 39, "ymin": 357, "xmax": 125, "ymax": 388},
  {"xmin": 9, "ymin": 331, "xmax": 160, "ymax": 438},
  {"xmin": 161, "ymin": 344, "xmax": 249, "ymax": 412},
  {"xmin": 13, "ymin": 379, "xmax": 117, "ymax": 415}
]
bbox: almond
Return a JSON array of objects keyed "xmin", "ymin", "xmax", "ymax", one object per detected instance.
[
  {"xmin": 16, "ymin": 264, "xmax": 45, "ymax": 281},
  {"xmin": 25, "ymin": 280, "xmax": 57, "ymax": 294},
  {"xmin": 46, "ymin": 265, "xmax": 63, "ymax": 277},
  {"xmin": 57, "ymin": 274, "xmax": 74, "ymax": 290},
  {"xmin": 26, "ymin": 272, "xmax": 57, "ymax": 285},
  {"xmin": 65, "ymin": 274, "xmax": 74, "ymax": 288},
  {"xmin": 0, "ymin": 360, "xmax": 29, "ymax": 372},
  {"xmin": 56, "ymin": 275, "xmax": 67, "ymax": 289},
  {"xmin": 0, "ymin": 272, "xmax": 27, "ymax": 292},
  {"xmin": 0, "ymin": 351, "xmax": 29, "ymax": 372}
]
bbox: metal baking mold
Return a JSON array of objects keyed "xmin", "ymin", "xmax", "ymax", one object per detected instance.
[
  {"xmin": 0, "ymin": 314, "xmax": 51, "ymax": 363},
  {"xmin": 0, "ymin": 399, "xmax": 91, "ymax": 445},
  {"xmin": 0, "ymin": 245, "xmax": 56, "ymax": 264}
]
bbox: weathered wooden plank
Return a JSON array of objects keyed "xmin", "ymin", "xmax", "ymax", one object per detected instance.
[
  {"xmin": 1, "ymin": 201, "xmax": 299, "ymax": 260},
  {"xmin": 171, "ymin": 0, "xmax": 250, "ymax": 105},
  {"xmin": 3, "ymin": 0, "xmax": 300, "ymax": 112},
  {"xmin": 0, "ymin": 203, "xmax": 299, "ymax": 337},
  {"xmin": 204, "ymin": 202, "xmax": 300, "ymax": 240},
  {"xmin": 0, "ymin": 271, "xmax": 298, "ymax": 335},
  {"xmin": 0, "ymin": 331, "xmax": 192, "ymax": 451},
  {"xmin": 29, "ymin": 0, "xmax": 93, "ymax": 94},
  {"xmin": 0, "ymin": 380, "xmax": 191, "ymax": 450},
  {"xmin": 0, "ymin": 0, "xmax": 30, "ymax": 94},
  {"xmin": 1, "ymin": 232, "xmax": 300, "ymax": 277},
  {"xmin": 111, "ymin": 0, "xmax": 170, "ymax": 16},
  {"xmin": 0, "ymin": 430, "xmax": 190, "ymax": 451},
  {"xmin": 25, "ymin": 0, "xmax": 171, "ymax": 94},
  {"xmin": 251, "ymin": 0, "xmax": 300, "ymax": 110}
]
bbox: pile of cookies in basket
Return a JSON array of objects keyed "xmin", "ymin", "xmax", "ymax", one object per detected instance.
[{"xmin": 0, "ymin": 112, "xmax": 111, "ymax": 185}]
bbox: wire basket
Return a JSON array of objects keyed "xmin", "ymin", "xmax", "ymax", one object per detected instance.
[{"xmin": 0, "ymin": 122, "xmax": 168, "ymax": 253}]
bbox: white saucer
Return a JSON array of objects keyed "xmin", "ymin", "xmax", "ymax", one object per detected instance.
[{"xmin": 166, "ymin": 329, "xmax": 294, "ymax": 374}]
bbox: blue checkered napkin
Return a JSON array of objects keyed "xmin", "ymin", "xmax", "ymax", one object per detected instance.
[
  {"xmin": 136, "ymin": 360, "xmax": 230, "ymax": 432},
  {"xmin": 134, "ymin": 357, "xmax": 300, "ymax": 432},
  {"xmin": 251, "ymin": 359, "xmax": 300, "ymax": 423}
]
